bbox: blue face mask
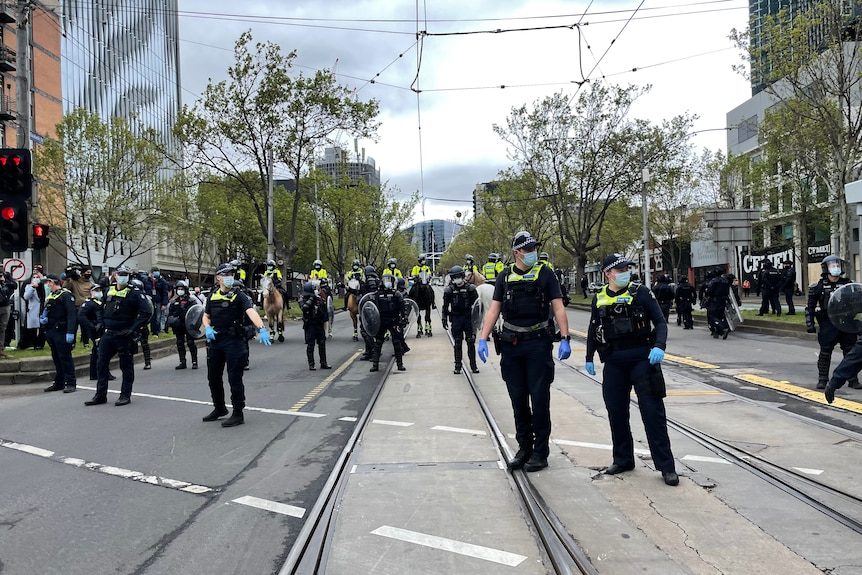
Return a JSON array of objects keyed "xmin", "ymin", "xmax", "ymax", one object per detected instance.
[
  {"xmin": 613, "ymin": 271, "xmax": 631, "ymax": 287},
  {"xmin": 117, "ymin": 275, "xmax": 129, "ymax": 286},
  {"xmin": 522, "ymin": 251, "xmax": 538, "ymax": 267},
  {"xmin": 153, "ymin": 272, "xmax": 160, "ymax": 278},
  {"xmin": 222, "ymin": 277, "xmax": 235, "ymax": 289}
]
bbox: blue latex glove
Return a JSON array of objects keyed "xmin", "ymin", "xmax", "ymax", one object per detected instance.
[
  {"xmin": 65, "ymin": 333, "xmax": 75, "ymax": 344},
  {"xmin": 558, "ymin": 339, "xmax": 571, "ymax": 360},
  {"xmin": 585, "ymin": 362, "xmax": 596, "ymax": 375},
  {"xmin": 259, "ymin": 328, "xmax": 271, "ymax": 346},
  {"xmin": 39, "ymin": 311, "xmax": 48, "ymax": 325},
  {"xmin": 205, "ymin": 325, "xmax": 217, "ymax": 342},
  {"xmin": 648, "ymin": 347, "xmax": 665, "ymax": 364},
  {"xmin": 477, "ymin": 339, "xmax": 489, "ymax": 363}
]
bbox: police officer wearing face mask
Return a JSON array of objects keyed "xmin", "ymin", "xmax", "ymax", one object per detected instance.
[
  {"xmin": 359, "ymin": 265, "xmax": 380, "ymax": 361},
  {"xmin": 42, "ymin": 273, "xmax": 79, "ymax": 393},
  {"xmin": 585, "ymin": 254, "xmax": 678, "ymax": 486},
  {"xmin": 369, "ymin": 272, "xmax": 407, "ymax": 373},
  {"xmin": 807, "ymin": 255, "xmax": 860, "ymax": 391},
  {"xmin": 477, "ymin": 231, "xmax": 571, "ymax": 473},
  {"xmin": 442, "ymin": 265, "xmax": 480, "ymax": 374},
  {"xmin": 84, "ymin": 266, "xmax": 152, "ymax": 406},
  {"xmin": 201, "ymin": 263, "xmax": 272, "ymax": 427},
  {"xmin": 343, "ymin": 259, "xmax": 364, "ymax": 312},
  {"xmin": 78, "ymin": 283, "xmax": 110, "ymax": 382},
  {"xmin": 310, "ymin": 259, "xmax": 328, "ymax": 280}
]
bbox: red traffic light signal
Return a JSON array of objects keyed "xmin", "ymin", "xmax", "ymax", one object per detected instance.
[
  {"xmin": 0, "ymin": 149, "xmax": 31, "ymax": 200},
  {"xmin": 0, "ymin": 199, "xmax": 27, "ymax": 252},
  {"xmin": 32, "ymin": 223, "xmax": 49, "ymax": 250}
]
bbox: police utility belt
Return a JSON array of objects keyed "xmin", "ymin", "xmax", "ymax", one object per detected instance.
[{"xmin": 494, "ymin": 321, "xmax": 550, "ymax": 345}]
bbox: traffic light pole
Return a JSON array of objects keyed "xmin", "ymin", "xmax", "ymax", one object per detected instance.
[{"xmin": 15, "ymin": 0, "xmax": 31, "ymax": 150}]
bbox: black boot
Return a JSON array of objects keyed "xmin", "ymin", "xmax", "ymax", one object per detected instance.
[
  {"xmin": 454, "ymin": 364, "xmax": 462, "ymax": 374},
  {"xmin": 319, "ymin": 344, "xmax": 331, "ymax": 369},
  {"xmin": 370, "ymin": 363, "xmax": 379, "ymax": 372},
  {"xmin": 221, "ymin": 410, "xmax": 244, "ymax": 427},
  {"xmin": 396, "ymin": 356, "xmax": 406, "ymax": 371},
  {"xmin": 175, "ymin": 362, "xmax": 187, "ymax": 370},
  {"xmin": 202, "ymin": 406, "xmax": 229, "ymax": 421},
  {"xmin": 307, "ymin": 345, "xmax": 316, "ymax": 370}
]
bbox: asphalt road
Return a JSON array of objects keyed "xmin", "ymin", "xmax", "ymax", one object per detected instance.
[{"xmin": 0, "ymin": 316, "xmax": 381, "ymax": 575}]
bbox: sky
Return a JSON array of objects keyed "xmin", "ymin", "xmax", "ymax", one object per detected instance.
[{"xmin": 177, "ymin": 0, "xmax": 753, "ymax": 224}]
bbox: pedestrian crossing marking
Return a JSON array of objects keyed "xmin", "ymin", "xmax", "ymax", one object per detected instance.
[
  {"xmin": 232, "ymin": 495, "xmax": 305, "ymax": 518},
  {"xmin": 370, "ymin": 525, "xmax": 528, "ymax": 567}
]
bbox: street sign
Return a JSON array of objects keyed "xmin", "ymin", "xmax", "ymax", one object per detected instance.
[{"xmin": 3, "ymin": 257, "xmax": 27, "ymax": 280}]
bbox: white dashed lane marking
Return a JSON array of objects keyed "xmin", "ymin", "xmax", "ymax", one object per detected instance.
[
  {"xmin": 682, "ymin": 455, "xmax": 732, "ymax": 465},
  {"xmin": 370, "ymin": 525, "xmax": 528, "ymax": 567},
  {"xmin": 0, "ymin": 438, "xmax": 214, "ymax": 494},
  {"xmin": 338, "ymin": 417, "xmax": 413, "ymax": 426},
  {"xmin": 76, "ymin": 386, "xmax": 327, "ymax": 418},
  {"xmin": 431, "ymin": 426, "xmax": 487, "ymax": 435},
  {"xmin": 232, "ymin": 495, "xmax": 305, "ymax": 518}
]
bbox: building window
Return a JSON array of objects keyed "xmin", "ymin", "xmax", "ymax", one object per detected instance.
[{"xmin": 737, "ymin": 115, "xmax": 758, "ymax": 144}]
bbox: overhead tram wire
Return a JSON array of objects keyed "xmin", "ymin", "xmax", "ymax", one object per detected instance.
[
  {"xmin": 579, "ymin": 0, "xmax": 647, "ymax": 90},
  {"xmin": 355, "ymin": 40, "xmax": 420, "ymax": 93},
  {"xmin": 412, "ymin": 0, "xmax": 427, "ymax": 204}
]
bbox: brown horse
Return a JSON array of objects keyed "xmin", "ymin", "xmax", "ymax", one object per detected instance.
[
  {"xmin": 465, "ymin": 270, "xmax": 486, "ymax": 286},
  {"xmin": 260, "ymin": 276, "xmax": 285, "ymax": 342}
]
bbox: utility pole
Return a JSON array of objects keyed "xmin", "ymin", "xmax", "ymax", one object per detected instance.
[
  {"xmin": 641, "ymin": 156, "xmax": 652, "ymax": 288},
  {"xmin": 266, "ymin": 147, "xmax": 274, "ymax": 263},
  {"xmin": 15, "ymin": 0, "xmax": 30, "ymax": 150}
]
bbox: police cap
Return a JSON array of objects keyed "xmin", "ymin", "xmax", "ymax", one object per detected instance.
[
  {"xmin": 511, "ymin": 231, "xmax": 539, "ymax": 251},
  {"xmin": 115, "ymin": 265, "xmax": 131, "ymax": 275},
  {"xmin": 215, "ymin": 263, "xmax": 235, "ymax": 276},
  {"xmin": 601, "ymin": 254, "xmax": 632, "ymax": 273}
]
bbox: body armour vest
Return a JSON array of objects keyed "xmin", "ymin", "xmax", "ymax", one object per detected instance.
[
  {"xmin": 374, "ymin": 290, "xmax": 401, "ymax": 320},
  {"xmin": 209, "ymin": 290, "xmax": 244, "ymax": 331},
  {"xmin": 104, "ymin": 287, "xmax": 137, "ymax": 323},
  {"xmin": 450, "ymin": 285, "xmax": 473, "ymax": 313},
  {"xmin": 594, "ymin": 285, "xmax": 652, "ymax": 343},
  {"xmin": 818, "ymin": 277, "xmax": 851, "ymax": 310},
  {"xmin": 502, "ymin": 263, "xmax": 548, "ymax": 323}
]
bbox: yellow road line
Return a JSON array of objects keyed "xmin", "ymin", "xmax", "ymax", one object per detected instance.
[
  {"xmin": 289, "ymin": 351, "xmax": 362, "ymax": 412},
  {"xmin": 664, "ymin": 355, "xmax": 720, "ymax": 369},
  {"xmin": 735, "ymin": 373, "xmax": 862, "ymax": 415}
]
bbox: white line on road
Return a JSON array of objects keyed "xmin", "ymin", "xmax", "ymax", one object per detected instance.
[
  {"xmin": 370, "ymin": 525, "xmax": 528, "ymax": 567},
  {"xmin": 337, "ymin": 416, "xmax": 412, "ymax": 426},
  {"xmin": 554, "ymin": 439, "xmax": 650, "ymax": 456},
  {"xmin": 232, "ymin": 495, "xmax": 305, "ymax": 518},
  {"xmin": 0, "ymin": 438, "xmax": 215, "ymax": 494},
  {"xmin": 792, "ymin": 467, "xmax": 824, "ymax": 475},
  {"xmin": 682, "ymin": 455, "xmax": 732, "ymax": 465},
  {"xmin": 431, "ymin": 425, "xmax": 488, "ymax": 435},
  {"xmin": 75, "ymin": 386, "xmax": 327, "ymax": 418}
]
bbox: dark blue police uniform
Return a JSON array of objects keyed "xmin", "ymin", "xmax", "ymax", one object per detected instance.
[
  {"xmin": 205, "ymin": 288, "xmax": 255, "ymax": 414},
  {"xmin": 43, "ymin": 287, "xmax": 78, "ymax": 392},
  {"xmin": 493, "ymin": 262, "xmax": 561, "ymax": 463},
  {"xmin": 586, "ymin": 283, "xmax": 676, "ymax": 476},
  {"xmin": 442, "ymin": 278, "xmax": 479, "ymax": 374}
]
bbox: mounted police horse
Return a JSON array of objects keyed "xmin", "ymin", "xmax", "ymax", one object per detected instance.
[
  {"xmin": 408, "ymin": 270, "xmax": 435, "ymax": 337},
  {"xmin": 466, "ymin": 270, "xmax": 501, "ymax": 334},
  {"xmin": 260, "ymin": 276, "xmax": 285, "ymax": 342},
  {"xmin": 346, "ymin": 276, "xmax": 362, "ymax": 341}
]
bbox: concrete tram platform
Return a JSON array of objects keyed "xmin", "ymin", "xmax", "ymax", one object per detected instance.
[{"xmin": 324, "ymin": 313, "xmax": 819, "ymax": 574}]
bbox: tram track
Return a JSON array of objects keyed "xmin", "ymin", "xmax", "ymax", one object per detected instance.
[{"xmin": 559, "ymin": 332, "xmax": 862, "ymax": 538}]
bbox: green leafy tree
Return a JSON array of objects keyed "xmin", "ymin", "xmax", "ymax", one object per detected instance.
[
  {"xmin": 34, "ymin": 108, "xmax": 169, "ymax": 268},
  {"xmin": 175, "ymin": 30, "xmax": 380, "ymax": 269}
]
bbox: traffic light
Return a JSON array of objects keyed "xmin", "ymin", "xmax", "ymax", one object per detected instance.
[
  {"xmin": 0, "ymin": 148, "xmax": 32, "ymax": 199},
  {"xmin": 32, "ymin": 223, "xmax": 49, "ymax": 250},
  {"xmin": 0, "ymin": 200, "xmax": 27, "ymax": 252}
]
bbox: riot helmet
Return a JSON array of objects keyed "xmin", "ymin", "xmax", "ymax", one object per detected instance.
[
  {"xmin": 302, "ymin": 282, "xmax": 315, "ymax": 295},
  {"xmin": 266, "ymin": 259, "xmax": 276, "ymax": 270},
  {"xmin": 465, "ymin": 254, "xmax": 474, "ymax": 264},
  {"xmin": 364, "ymin": 265, "xmax": 378, "ymax": 277},
  {"xmin": 450, "ymin": 265, "xmax": 465, "ymax": 286},
  {"xmin": 381, "ymin": 272, "xmax": 395, "ymax": 290},
  {"xmin": 352, "ymin": 258, "xmax": 361, "ymax": 270},
  {"xmin": 313, "ymin": 259, "xmax": 322, "ymax": 270},
  {"xmin": 678, "ymin": 275, "xmax": 688, "ymax": 283},
  {"xmin": 539, "ymin": 252, "xmax": 549, "ymax": 261},
  {"xmin": 229, "ymin": 259, "xmax": 241, "ymax": 268},
  {"xmin": 418, "ymin": 255, "xmax": 426, "ymax": 264},
  {"xmin": 129, "ymin": 278, "xmax": 144, "ymax": 290},
  {"xmin": 387, "ymin": 258, "xmax": 397, "ymax": 269},
  {"xmin": 396, "ymin": 277, "xmax": 406, "ymax": 289},
  {"xmin": 822, "ymin": 254, "xmax": 844, "ymax": 277}
]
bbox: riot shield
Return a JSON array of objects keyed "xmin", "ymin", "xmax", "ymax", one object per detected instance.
[
  {"xmin": 360, "ymin": 300, "xmax": 381, "ymax": 337},
  {"xmin": 404, "ymin": 298, "xmax": 420, "ymax": 327},
  {"xmin": 185, "ymin": 304, "xmax": 205, "ymax": 339},
  {"xmin": 828, "ymin": 282, "xmax": 862, "ymax": 333},
  {"xmin": 471, "ymin": 299, "xmax": 485, "ymax": 333},
  {"xmin": 327, "ymin": 295, "xmax": 335, "ymax": 325},
  {"xmin": 141, "ymin": 294, "xmax": 155, "ymax": 322},
  {"xmin": 724, "ymin": 296, "xmax": 743, "ymax": 332}
]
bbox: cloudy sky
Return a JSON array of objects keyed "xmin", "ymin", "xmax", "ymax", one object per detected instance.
[{"xmin": 177, "ymin": 0, "xmax": 752, "ymax": 222}]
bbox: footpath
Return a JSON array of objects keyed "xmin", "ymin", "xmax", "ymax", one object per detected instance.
[{"xmin": 322, "ymin": 309, "xmax": 818, "ymax": 574}]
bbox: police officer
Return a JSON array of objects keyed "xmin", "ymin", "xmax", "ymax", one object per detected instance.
[
  {"xmin": 704, "ymin": 267, "xmax": 731, "ymax": 339},
  {"xmin": 78, "ymin": 283, "xmax": 111, "ymax": 381},
  {"xmin": 85, "ymin": 266, "xmax": 152, "ymax": 406},
  {"xmin": 585, "ymin": 254, "xmax": 678, "ymax": 486},
  {"xmin": 310, "ymin": 259, "xmax": 328, "ymax": 280},
  {"xmin": 538, "ymin": 252, "xmax": 555, "ymax": 271},
  {"xmin": 674, "ymin": 276, "xmax": 696, "ymax": 330},
  {"xmin": 230, "ymin": 259, "xmax": 247, "ymax": 283},
  {"xmin": 167, "ymin": 280, "xmax": 199, "ymax": 370},
  {"xmin": 201, "ymin": 263, "xmax": 271, "ymax": 427},
  {"xmin": 343, "ymin": 259, "xmax": 364, "ymax": 311},
  {"xmin": 129, "ymin": 278, "xmax": 153, "ymax": 369},
  {"xmin": 369, "ymin": 272, "xmax": 407, "ymax": 372},
  {"xmin": 483, "ymin": 253, "xmax": 504, "ymax": 282},
  {"xmin": 263, "ymin": 259, "xmax": 289, "ymax": 303},
  {"xmin": 807, "ymin": 255, "xmax": 860, "ymax": 390},
  {"xmin": 359, "ymin": 265, "xmax": 380, "ymax": 361},
  {"xmin": 42, "ymin": 273, "xmax": 78, "ymax": 393},
  {"xmin": 477, "ymin": 231, "xmax": 571, "ymax": 472},
  {"xmin": 757, "ymin": 260, "xmax": 782, "ymax": 315},
  {"xmin": 442, "ymin": 265, "xmax": 480, "ymax": 375},
  {"xmin": 385, "ymin": 258, "xmax": 403, "ymax": 278},
  {"xmin": 652, "ymin": 274, "xmax": 675, "ymax": 322},
  {"xmin": 464, "ymin": 254, "xmax": 480, "ymax": 275},
  {"xmin": 410, "ymin": 255, "xmax": 432, "ymax": 279},
  {"xmin": 300, "ymin": 282, "xmax": 331, "ymax": 371},
  {"xmin": 780, "ymin": 260, "xmax": 796, "ymax": 315}
]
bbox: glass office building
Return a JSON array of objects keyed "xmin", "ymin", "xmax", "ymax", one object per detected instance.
[{"xmin": 60, "ymin": 0, "xmax": 181, "ymax": 153}]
